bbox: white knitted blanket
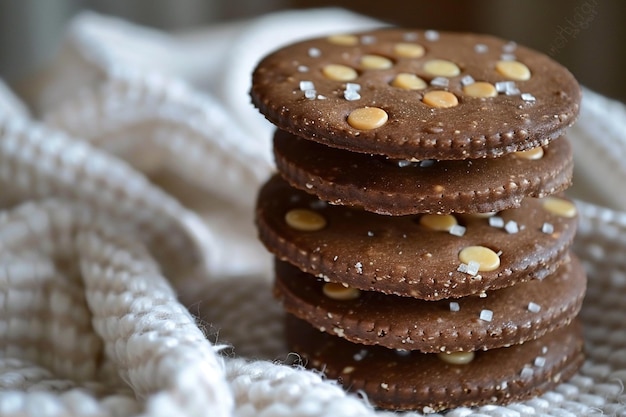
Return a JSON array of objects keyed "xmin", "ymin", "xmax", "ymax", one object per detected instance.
[{"xmin": 1, "ymin": 9, "xmax": 625, "ymax": 417}]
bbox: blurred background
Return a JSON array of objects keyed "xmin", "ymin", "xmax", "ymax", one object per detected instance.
[{"xmin": 0, "ymin": 0, "xmax": 624, "ymax": 102}]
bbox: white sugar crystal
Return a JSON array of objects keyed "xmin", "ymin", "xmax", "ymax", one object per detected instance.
[
  {"xmin": 308, "ymin": 47, "xmax": 321, "ymax": 57},
  {"xmin": 457, "ymin": 263, "xmax": 469, "ymax": 273},
  {"xmin": 355, "ymin": 262, "xmax": 363, "ymax": 274},
  {"xmin": 430, "ymin": 77, "xmax": 449, "ymax": 87},
  {"xmin": 361, "ymin": 35, "xmax": 376, "ymax": 44},
  {"xmin": 474, "ymin": 43, "xmax": 488, "ymax": 53},
  {"xmin": 449, "ymin": 224, "xmax": 467, "ymax": 237},
  {"xmin": 297, "ymin": 65, "xmax": 309, "ymax": 72},
  {"xmin": 542, "ymin": 346, "xmax": 548, "ymax": 354},
  {"xmin": 367, "ymin": 231, "xmax": 374, "ymax": 237},
  {"xmin": 397, "ymin": 160, "xmax": 412, "ymax": 168},
  {"xmin": 395, "ymin": 349, "xmax": 411, "ymax": 356},
  {"xmin": 304, "ymin": 89, "xmax": 317, "ymax": 100},
  {"xmin": 344, "ymin": 90, "xmax": 361, "ymax": 101},
  {"xmin": 460, "ymin": 75, "xmax": 475, "ymax": 86},
  {"xmin": 317, "ymin": 95, "xmax": 326, "ymax": 100},
  {"xmin": 504, "ymin": 220, "xmax": 519, "ymax": 234},
  {"xmin": 420, "ymin": 159, "xmax": 435, "ymax": 168},
  {"xmin": 495, "ymin": 81, "xmax": 516, "ymax": 93},
  {"xmin": 299, "ymin": 80, "xmax": 315, "ymax": 91},
  {"xmin": 503, "ymin": 41, "xmax": 518, "ymax": 53},
  {"xmin": 521, "ymin": 366, "xmax": 534, "ymax": 379},
  {"xmin": 449, "ymin": 302, "xmax": 460, "ymax": 312},
  {"xmin": 425, "ymin": 30, "xmax": 440, "ymax": 41},
  {"xmin": 505, "ymin": 86, "xmax": 521, "ymax": 96},
  {"xmin": 500, "ymin": 53, "xmax": 516, "ymax": 61},
  {"xmin": 467, "ymin": 260, "xmax": 480, "ymax": 276},
  {"xmin": 522, "ymin": 93, "xmax": 537, "ymax": 102},
  {"xmin": 354, "ymin": 349, "xmax": 368, "ymax": 361},
  {"xmin": 346, "ymin": 82, "xmax": 361, "ymax": 91},
  {"xmin": 528, "ymin": 302, "xmax": 541, "ymax": 313},
  {"xmin": 479, "ymin": 309, "xmax": 493, "ymax": 322},
  {"xmin": 489, "ymin": 216, "xmax": 505, "ymax": 228},
  {"xmin": 534, "ymin": 356, "xmax": 546, "ymax": 367},
  {"xmin": 403, "ymin": 32, "xmax": 418, "ymax": 41},
  {"xmin": 541, "ymin": 222, "xmax": 554, "ymax": 234}
]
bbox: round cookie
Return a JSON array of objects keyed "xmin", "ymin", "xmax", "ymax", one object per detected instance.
[
  {"xmin": 256, "ymin": 174, "xmax": 578, "ymax": 300},
  {"xmin": 286, "ymin": 314, "xmax": 584, "ymax": 412},
  {"xmin": 273, "ymin": 129, "xmax": 573, "ymax": 215},
  {"xmin": 251, "ymin": 29, "xmax": 581, "ymax": 160},
  {"xmin": 274, "ymin": 255, "xmax": 585, "ymax": 352}
]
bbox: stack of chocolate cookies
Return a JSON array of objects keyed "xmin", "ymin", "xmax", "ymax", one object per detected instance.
[{"xmin": 251, "ymin": 28, "xmax": 586, "ymax": 412}]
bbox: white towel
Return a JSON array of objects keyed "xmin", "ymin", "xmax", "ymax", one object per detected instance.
[{"xmin": 0, "ymin": 8, "xmax": 625, "ymax": 417}]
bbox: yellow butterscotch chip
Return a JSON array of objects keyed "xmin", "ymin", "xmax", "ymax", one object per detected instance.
[
  {"xmin": 420, "ymin": 214, "xmax": 458, "ymax": 231},
  {"xmin": 360, "ymin": 54, "xmax": 393, "ymax": 69},
  {"xmin": 393, "ymin": 42, "xmax": 425, "ymax": 58},
  {"xmin": 391, "ymin": 73, "xmax": 427, "ymax": 90},
  {"xmin": 496, "ymin": 60, "xmax": 531, "ymax": 81},
  {"xmin": 437, "ymin": 351, "xmax": 475, "ymax": 365},
  {"xmin": 514, "ymin": 147, "xmax": 544, "ymax": 160},
  {"xmin": 423, "ymin": 59, "xmax": 461, "ymax": 77},
  {"xmin": 347, "ymin": 107, "xmax": 388, "ymax": 130},
  {"xmin": 327, "ymin": 34, "xmax": 359, "ymax": 46},
  {"xmin": 323, "ymin": 282, "xmax": 361, "ymax": 300},
  {"xmin": 285, "ymin": 208, "xmax": 327, "ymax": 231},
  {"xmin": 322, "ymin": 64, "xmax": 358, "ymax": 81},
  {"xmin": 423, "ymin": 91, "xmax": 459, "ymax": 108},
  {"xmin": 463, "ymin": 81, "xmax": 497, "ymax": 98},
  {"xmin": 542, "ymin": 197, "xmax": 577, "ymax": 218},
  {"xmin": 458, "ymin": 246, "xmax": 501, "ymax": 271}
]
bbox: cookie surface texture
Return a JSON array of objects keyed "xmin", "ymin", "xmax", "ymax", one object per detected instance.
[
  {"xmin": 251, "ymin": 29, "xmax": 581, "ymax": 160},
  {"xmin": 256, "ymin": 175, "xmax": 578, "ymax": 299},
  {"xmin": 274, "ymin": 255, "xmax": 586, "ymax": 352},
  {"xmin": 273, "ymin": 129, "xmax": 573, "ymax": 215},
  {"xmin": 286, "ymin": 315, "xmax": 584, "ymax": 412}
]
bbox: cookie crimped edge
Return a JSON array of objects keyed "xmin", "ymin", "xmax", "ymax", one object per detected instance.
[
  {"xmin": 274, "ymin": 254, "xmax": 586, "ymax": 352},
  {"xmin": 286, "ymin": 315, "xmax": 585, "ymax": 412},
  {"xmin": 273, "ymin": 133, "xmax": 574, "ymax": 215}
]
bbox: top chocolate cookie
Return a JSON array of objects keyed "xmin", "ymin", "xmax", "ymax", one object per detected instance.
[{"xmin": 251, "ymin": 29, "xmax": 581, "ymax": 160}]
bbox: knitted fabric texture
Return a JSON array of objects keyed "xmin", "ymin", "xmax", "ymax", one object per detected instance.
[{"xmin": 1, "ymin": 9, "xmax": 625, "ymax": 417}]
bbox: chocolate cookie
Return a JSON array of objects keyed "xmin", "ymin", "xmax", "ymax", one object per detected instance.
[
  {"xmin": 286, "ymin": 314, "xmax": 584, "ymax": 412},
  {"xmin": 256, "ymin": 174, "xmax": 578, "ymax": 299},
  {"xmin": 251, "ymin": 29, "xmax": 581, "ymax": 160},
  {"xmin": 273, "ymin": 129, "xmax": 573, "ymax": 215},
  {"xmin": 274, "ymin": 254, "xmax": 585, "ymax": 352}
]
